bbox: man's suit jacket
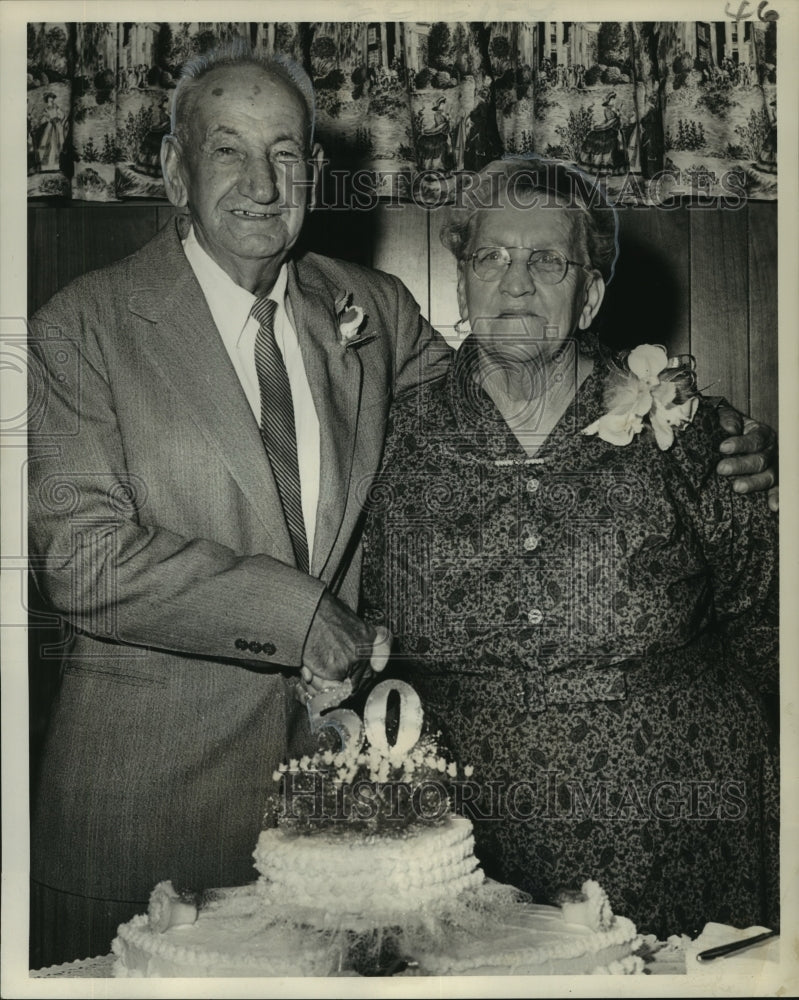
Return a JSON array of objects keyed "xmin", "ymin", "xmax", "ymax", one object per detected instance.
[{"xmin": 28, "ymin": 216, "xmax": 451, "ymax": 901}]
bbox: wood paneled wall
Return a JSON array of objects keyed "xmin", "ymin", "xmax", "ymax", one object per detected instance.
[{"xmin": 28, "ymin": 200, "xmax": 778, "ymax": 429}]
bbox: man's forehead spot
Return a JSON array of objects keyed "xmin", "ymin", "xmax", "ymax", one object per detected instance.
[
  {"xmin": 204, "ymin": 68, "xmax": 300, "ymax": 107},
  {"xmin": 187, "ymin": 65, "xmax": 310, "ymax": 145}
]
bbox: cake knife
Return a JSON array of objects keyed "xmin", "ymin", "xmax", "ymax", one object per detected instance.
[{"xmin": 696, "ymin": 928, "xmax": 778, "ymax": 962}]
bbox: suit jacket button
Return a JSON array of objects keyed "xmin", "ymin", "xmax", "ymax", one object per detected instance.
[
  {"xmin": 248, "ymin": 640, "xmax": 263, "ymax": 654},
  {"xmin": 262, "ymin": 642, "xmax": 276, "ymax": 656},
  {"xmin": 235, "ymin": 638, "xmax": 248, "ymax": 650}
]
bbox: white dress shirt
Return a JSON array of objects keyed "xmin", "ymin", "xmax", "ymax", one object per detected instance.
[{"xmin": 182, "ymin": 227, "xmax": 320, "ymax": 564}]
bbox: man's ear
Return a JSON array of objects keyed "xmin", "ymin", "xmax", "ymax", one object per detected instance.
[
  {"xmin": 578, "ymin": 272, "xmax": 606, "ymax": 331},
  {"xmin": 161, "ymin": 135, "xmax": 187, "ymax": 209},
  {"xmin": 308, "ymin": 143, "xmax": 325, "ymax": 211}
]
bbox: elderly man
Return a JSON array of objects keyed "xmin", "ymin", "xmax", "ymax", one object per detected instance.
[
  {"xmin": 28, "ymin": 47, "xmax": 452, "ymax": 968},
  {"xmin": 27, "ymin": 44, "xmax": 775, "ymax": 968}
]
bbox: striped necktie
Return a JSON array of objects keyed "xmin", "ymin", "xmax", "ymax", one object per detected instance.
[{"xmin": 251, "ymin": 295, "xmax": 309, "ymax": 574}]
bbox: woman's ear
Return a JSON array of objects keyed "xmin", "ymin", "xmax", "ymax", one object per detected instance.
[
  {"xmin": 578, "ymin": 272, "xmax": 606, "ymax": 330},
  {"xmin": 161, "ymin": 135, "xmax": 187, "ymax": 209}
]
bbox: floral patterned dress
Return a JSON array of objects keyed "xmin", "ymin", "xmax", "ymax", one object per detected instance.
[{"xmin": 360, "ymin": 339, "xmax": 779, "ymax": 938}]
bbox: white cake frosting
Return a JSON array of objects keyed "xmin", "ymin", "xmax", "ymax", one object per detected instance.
[
  {"xmin": 112, "ymin": 818, "xmax": 643, "ymax": 978},
  {"xmin": 112, "ymin": 885, "xmax": 334, "ymax": 978},
  {"xmin": 413, "ymin": 899, "xmax": 642, "ymax": 976},
  {"xmin": 253, "ymin": 816, "xmax": 483, "ymax": 925}
]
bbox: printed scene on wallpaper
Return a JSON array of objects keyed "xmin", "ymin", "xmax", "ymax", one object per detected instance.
[{"xmin": 26, "ymin": 20, "xmax": 778, "ymax": 204}]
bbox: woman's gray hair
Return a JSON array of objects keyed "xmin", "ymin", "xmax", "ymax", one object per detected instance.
[
  {"xmin": 440, "ymin": 157, "xmax": 619, "ymax": 284},
  {"xmin": 171, "ymin": 37, "xmax": 316, "ymax": 147}
]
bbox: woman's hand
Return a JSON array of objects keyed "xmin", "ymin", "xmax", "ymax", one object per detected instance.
[{"xmin": 716, "ymin": 404, "xmax": 778, "ymax": 512}]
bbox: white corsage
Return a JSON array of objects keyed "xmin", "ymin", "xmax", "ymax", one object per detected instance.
[
  {"xmin": 147, "ymin": 880, "xmax": 199, "ymax": 933},
  {"xmin": 582, "ymin": 344, "xmax": 699, "ymax": 451},
  {"xmin": 335, "ymin": 290, "xmax": 367, "ymax": 344}
]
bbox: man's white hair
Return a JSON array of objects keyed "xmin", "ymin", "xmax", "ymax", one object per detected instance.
[{"xmin": 170, "ymin": 36, "xmax": 316, "ymax": 147}]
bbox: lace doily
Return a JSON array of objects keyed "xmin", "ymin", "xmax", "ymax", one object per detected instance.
[{"xmin": 30, "ymin": 954, "xmax": 115, "ymax": 978}]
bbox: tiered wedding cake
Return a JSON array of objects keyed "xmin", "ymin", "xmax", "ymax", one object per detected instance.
[{"xmin": 112, "ymin": 680, "xmax": 643, "ymax": 977}]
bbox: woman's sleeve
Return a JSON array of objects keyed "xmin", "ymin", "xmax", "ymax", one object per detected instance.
[{"xmin": 669, "ymin": 401, "xmax": 779, "ymax": 697}]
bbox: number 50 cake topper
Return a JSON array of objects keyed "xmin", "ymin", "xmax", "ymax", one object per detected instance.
[
  {"xmin": 299, "ymin": 626, "xmax": 424, "ymax": 762},
  {"xmin": 306, "ymin": 677, "xmax": 424, "ymax": 762}
]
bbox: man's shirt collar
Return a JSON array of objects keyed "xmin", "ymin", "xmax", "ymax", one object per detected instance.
[{"xmin": 182, "ymin": 225, "xmax": 288, "ymax": 345}]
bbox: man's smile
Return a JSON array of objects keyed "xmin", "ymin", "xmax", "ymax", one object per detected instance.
[{"xmin": 230, "ymin": 209, "xmax": 279, "ymax": 218}]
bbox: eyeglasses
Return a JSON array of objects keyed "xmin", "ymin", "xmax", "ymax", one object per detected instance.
[{"xmin": 469, "ymin": 246, "xmax": 594, "ymax": 284}]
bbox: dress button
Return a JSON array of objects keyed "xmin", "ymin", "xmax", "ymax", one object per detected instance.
[
  {"xmin": 248, "ymin": 641, "xmax": 263, "ymax": 654},
  {"xmin": 262, "ymin": 642, "xmax": 276, "ymax": 656},
  {"xmin": 234, "ymin": 638, "xmax": 248, "ymax": 650},
  {"xmin": 526, "ymin": 477, "xmax": 540, "ymax": 494},
  {"xmin": 523, "ymin": 535, "xmax": 540, "ymax": 551},
  {"xmin": 527, "ymin": 608, "xmax": 544, "ymax": 625}
]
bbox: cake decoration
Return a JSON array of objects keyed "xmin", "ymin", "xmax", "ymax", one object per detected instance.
[
  {"xmin": 556, "ymin": 880, "xmax": 615, "ymax": 933},
  {"xmin": 269, "ymin": 679, "xmax": 469, "ymax": 836},
  {"xmin": 147, "ymin": 881, "xmax": 199, "ymax": 933}
]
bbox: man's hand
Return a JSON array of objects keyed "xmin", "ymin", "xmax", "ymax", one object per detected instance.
[
  {"xmin": 300, "ymin": 591, "xmax": 378, "ymax": 692},
  {"xmin": 716, "ymin": 405, "xmax": 778, "ymax": 512}
]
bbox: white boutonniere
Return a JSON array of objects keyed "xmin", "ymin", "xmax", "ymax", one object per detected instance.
[
  {"xmin": 335, "ymin": 290, "xmax": 368, "ymax": 346},
  {"xmin": 582, "ymin": 344, "xmax": 699, "ymax": 451}
]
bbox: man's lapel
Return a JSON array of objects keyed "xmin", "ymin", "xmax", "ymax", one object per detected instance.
[
  {"xmin": 126, "ymin": 218, "xmax": 294, "ymax": 559},
  {"xmin": 287, "ymin": 259, "xmax": 364, "ymax": 579}
]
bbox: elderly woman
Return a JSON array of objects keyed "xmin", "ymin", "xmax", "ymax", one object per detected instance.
[{"xmin": 360, "ymin": 159, "xmax": 778, "ymax": 938}]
